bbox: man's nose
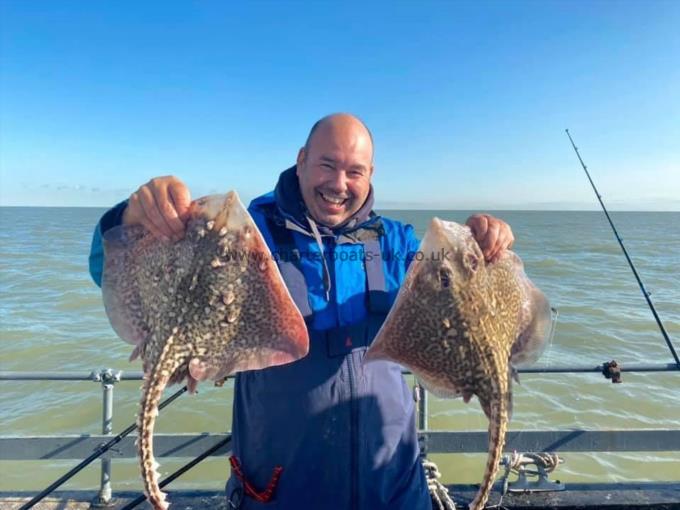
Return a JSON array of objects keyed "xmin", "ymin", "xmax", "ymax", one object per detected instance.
[{"xmin": 326, "ymin": 169, "xmax": 348, "ymax": 193}]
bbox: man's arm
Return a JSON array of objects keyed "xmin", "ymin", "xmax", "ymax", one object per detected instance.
[
  {"xmin": 466, "ymin": 213, "xmax": 515, "ymax": 263},
  {"xmin": 401, "ymin": 214, "xmax": 514, "ymax": 270},
  {"xmin": 123, "ymin": 176, "xmax": 191, "ymax": 242},
  {"xmin": 404, "ymin": 223, "xmax": 421, "ymax": 270},
  {"xmin": 88, "ymin": 176, "xmax": 192, "ymax": 287},
  {"xmin": 88, "ymin": 201, "xmax": 128, "ymax": 287}
]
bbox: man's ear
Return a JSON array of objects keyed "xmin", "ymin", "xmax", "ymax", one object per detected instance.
[
  {"xmin": 296, "ymin": 148, "xmax": 306, "ymax": 175},
  {"xmin": 369, "ymin": 164, "xmax": 374, "ymax": 177}
]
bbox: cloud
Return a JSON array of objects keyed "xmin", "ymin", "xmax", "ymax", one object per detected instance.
[{"xmin": 20, "ymin": 182, "xmax": 131, "ymax": 195}]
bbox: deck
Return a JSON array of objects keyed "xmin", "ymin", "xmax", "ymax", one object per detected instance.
[{"xmin": 2, "ymin": 483, "xmax": 680, "ymax": 509}]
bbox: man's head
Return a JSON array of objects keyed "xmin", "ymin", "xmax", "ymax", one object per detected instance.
[{"xmin": 296, "ymin": 113, "xmax": 374, "ymax": 228}]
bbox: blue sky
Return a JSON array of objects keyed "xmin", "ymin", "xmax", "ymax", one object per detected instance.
[{"xmin": 1, "ymin": 0, "xmax": 678, "ymax": 210}]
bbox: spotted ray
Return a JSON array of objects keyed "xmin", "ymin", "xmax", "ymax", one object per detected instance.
[
  {"xmin": 365, "ymin": 218, "xmax": 551, "ymax": 510},
  {"xmin": 102, "ymin": 191, "xmax": 309, "ymax": 510}
]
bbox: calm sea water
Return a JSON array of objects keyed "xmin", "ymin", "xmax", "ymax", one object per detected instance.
[{"xmin": 1, "ymin": 207, "xmax": 679, "ymax": 491}]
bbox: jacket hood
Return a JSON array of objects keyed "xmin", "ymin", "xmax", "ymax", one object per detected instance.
[{"xmin": 274, "ymin": 166, "xmax": 378, "ymax": 236}]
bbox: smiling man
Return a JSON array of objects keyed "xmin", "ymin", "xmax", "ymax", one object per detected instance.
[
  {"xmin": 88, "ymin": 113, "xmax": 514, "ymax": 509},
  {"xmin": 296, "ymin": 115, "xmax": 375, "ymax": 228}
]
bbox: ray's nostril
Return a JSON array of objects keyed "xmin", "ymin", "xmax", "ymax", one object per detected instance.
[
  {"xmin": 466, "ymin": 253, "xmax": 479, "ymax": 272},
  {"xmin": 439, "ymin": 268, "xmax": 451, "ymax": 288}
]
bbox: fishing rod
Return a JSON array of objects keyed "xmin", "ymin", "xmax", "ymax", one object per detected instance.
[
  {"xmin": 565, "ymin": 129, "xmax": 680, "ymax": 369},
  {"xmin": 119, "ymin": 433, "xmax": 232, "ymax": 510},
  {"xmin": 19, "ymin": 384, "xmax": 189, "ymax": 510}
]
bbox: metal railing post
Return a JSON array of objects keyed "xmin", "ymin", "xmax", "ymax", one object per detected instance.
[
  {"xmin": 91, "ymin": 369, "xmax": 120, "ymax": 508},
  {"xmin": 415, "ymin": 382, "xmax": 429, "ymax": 458},
  {"xmin": 419, "ymin": 383, "xmax": 429, "ymax": 431}
]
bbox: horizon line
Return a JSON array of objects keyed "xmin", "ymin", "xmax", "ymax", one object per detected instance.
[{"xmin": 1, "ymin": 205, "xmax": 678, "ymax": 213}]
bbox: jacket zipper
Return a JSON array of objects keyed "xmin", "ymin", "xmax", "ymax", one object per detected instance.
[
  {"xmin": 347, "ymin": 353, "xmax": 359, "ymax": 510},
  {"xmin": 328, "ymin": 237, "xmax": 360, "ymax": 510}
]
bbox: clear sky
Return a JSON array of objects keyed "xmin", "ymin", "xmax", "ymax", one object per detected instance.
[{"xmin": 1, "ymin": 0, "xmax": 678, "ymax": 210}]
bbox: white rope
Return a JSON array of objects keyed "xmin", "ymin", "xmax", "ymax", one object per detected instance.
[
  {"xmin": 501, "ymin": 451, "xmax": 563, "ymax": 492},
  {"xmin": 494, "ymin": 451, "xmax": 564, "ymax": 508},
  {"xmin": 422, "ymin": 459, "xmax": 456, "ymax": 510}
]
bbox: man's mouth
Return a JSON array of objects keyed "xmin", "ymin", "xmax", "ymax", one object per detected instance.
[{"xmin": 318, "ymin": 191, "xmax": 349, "ymax": 208}]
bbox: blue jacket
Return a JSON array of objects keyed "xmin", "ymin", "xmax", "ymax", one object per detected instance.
[{"xmin": 88, "ymin": 168, "xmax": 431, "ymax": 510}]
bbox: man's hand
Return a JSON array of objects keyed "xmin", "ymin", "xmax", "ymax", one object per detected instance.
[
  {"xmin": 123, "ymin": 176, "xmax": 191, "ymax": 242},
  {"xmin": 465, "ymin": 213, "xmax": 515, "ymax": 263}
]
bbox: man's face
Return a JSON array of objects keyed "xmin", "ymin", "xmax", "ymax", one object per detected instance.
[{"xmin": 296, "ymin": 121, "xmax": 374, "ymax": 228}]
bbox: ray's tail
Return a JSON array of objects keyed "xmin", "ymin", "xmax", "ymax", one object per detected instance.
[
  {"xmin": 469, "ymin": 394, "xmax": 509, "ymax": 510},
  {"xmin": 137, "ymin": 337, "xmax": 186, "ymax": 510}
]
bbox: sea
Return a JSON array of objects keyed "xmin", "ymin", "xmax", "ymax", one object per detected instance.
[{"xmin": 1, "ymin": 207, "xmax": 679, "ymax": 492}]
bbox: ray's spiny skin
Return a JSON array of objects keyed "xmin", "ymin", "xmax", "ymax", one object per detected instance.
[
  {"xmin": 365, "ymin": 218, "xmax": 551, "ymax": 510},
  {"xmin": 102, "ymin": 192, "xmax": 309, "ymax": 510}
]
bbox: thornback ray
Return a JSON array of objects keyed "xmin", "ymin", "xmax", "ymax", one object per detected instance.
[
  {"xmin": 101, "ymin": 191, "xmax": 309, "ymax": 510},
  {"xmin": 365, "ymin": 218, "xmax": 551, "ymax": 510}
]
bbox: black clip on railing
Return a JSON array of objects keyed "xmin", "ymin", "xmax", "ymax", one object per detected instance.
[{"xmin": 602, "ymin": 360, "xmax": 623, "ymax": 383}]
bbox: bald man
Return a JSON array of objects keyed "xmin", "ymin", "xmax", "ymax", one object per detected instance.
[{"xmin": 88, "ymin": 114, "xmax": 514, "ymax": 509}]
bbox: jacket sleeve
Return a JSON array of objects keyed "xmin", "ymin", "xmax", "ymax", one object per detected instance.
[
  {"xmin": 88, "ymin": 200, "xmax": 129, "ymax": 287},
  {"xmin": 404, "ymin": 223, "xmax": 421, "ymax": 270}
]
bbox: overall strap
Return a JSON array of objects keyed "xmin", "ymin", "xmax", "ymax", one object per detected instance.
[
  {"xmin": 362, "ymin": 238, "xmax": 391, "ymax": 314},
  {"xmin": 261, "ymin": 204, "xmax": 314, "ymax": 319},
  {"xmin": 261, "ymin": 202, "xmax": 391, "ymax": 325}
]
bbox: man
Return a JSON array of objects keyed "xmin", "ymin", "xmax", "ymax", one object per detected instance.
[{"xmin": 88, "ymin": 113, "xmax": 514, "ymax": 509}]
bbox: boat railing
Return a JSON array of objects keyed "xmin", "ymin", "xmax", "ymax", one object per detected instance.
[{"xmin": 1, "ymin": 366, "xmax": 679, "ymax": 507}]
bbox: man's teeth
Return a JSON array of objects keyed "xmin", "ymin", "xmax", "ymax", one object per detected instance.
[{"xmin": 321, "ymin": 193, "xmax": 347, "ymax": 205}]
